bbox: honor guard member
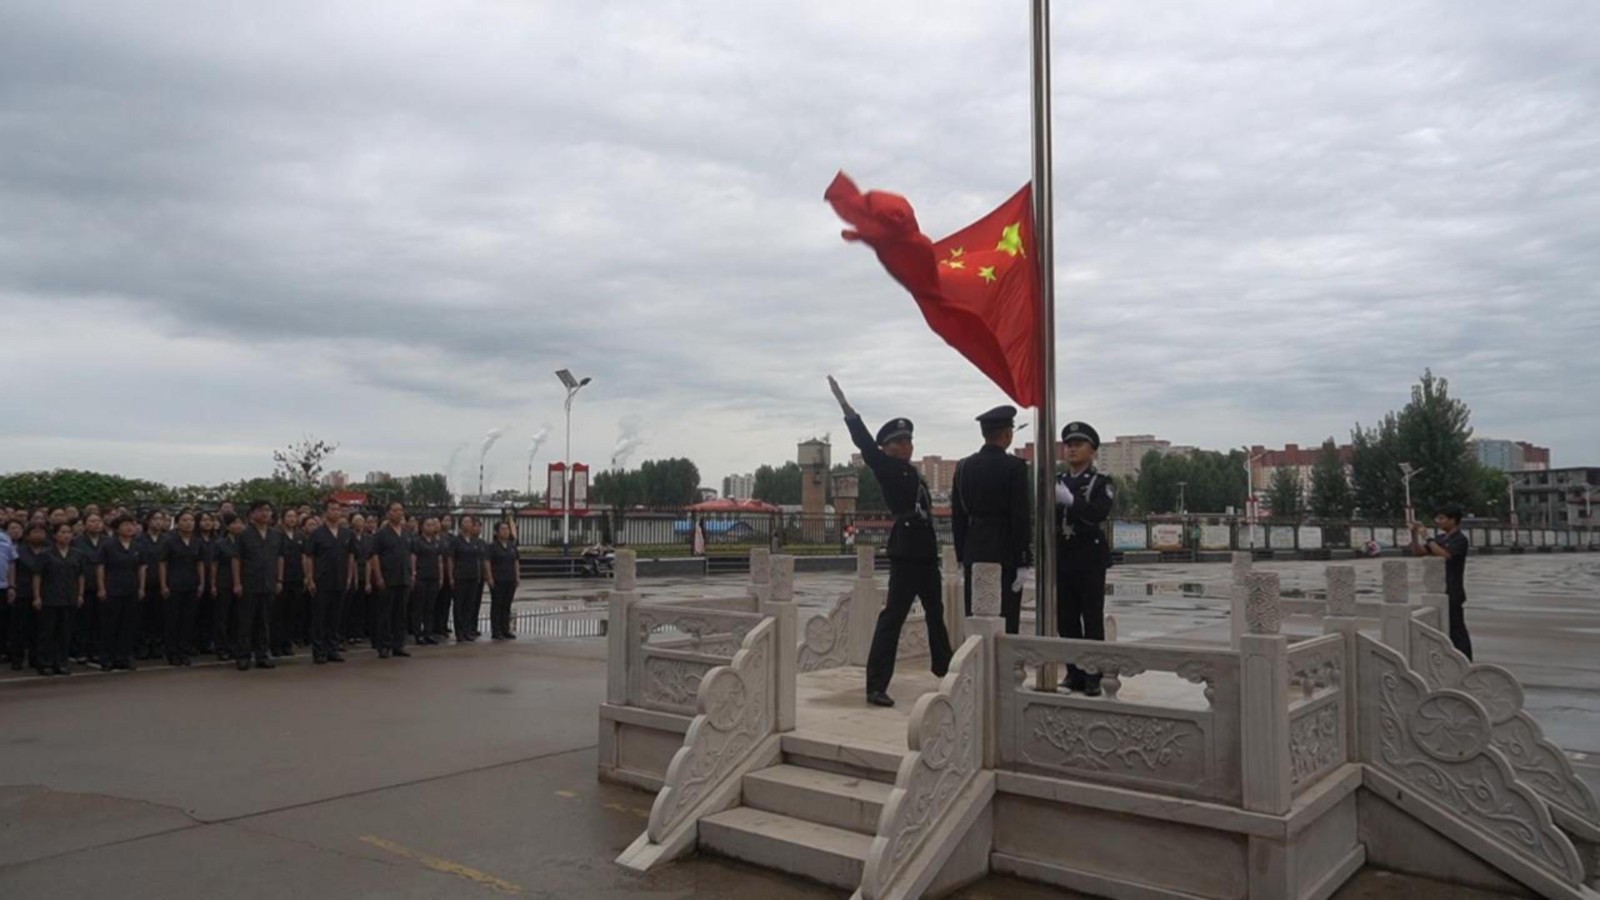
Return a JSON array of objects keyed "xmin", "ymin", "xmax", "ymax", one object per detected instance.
[
  {"xmin": 951, "ymin": 405, "xmax": 1032, "ymax": 633},
  {"xmin": 1054, "ymin": 421, "xmax": 1115, "ymax": 695},
  {"xmin": 828, "ymin": 376, "xmax": 953, "ymax": 708}
]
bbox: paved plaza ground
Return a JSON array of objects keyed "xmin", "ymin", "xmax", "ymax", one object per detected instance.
[{"xmin": 2, "ymin": 554, "xmax": 1595, "ymax": 898}]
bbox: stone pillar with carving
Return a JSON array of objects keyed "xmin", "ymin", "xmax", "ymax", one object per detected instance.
[
  {"xmin": 606, "ymin": 549, "xmax": 640, "ymax": 705},
  {"xmin": 747, "ymin": 546, "xmax": 771, "ymax": 607},
  {"xmin": 1240, "ymin": 571, "xmax": 1291, "ymax": 815},
  {"xmin": 1322, "ymin": 564, "xmax": 1360, "ymax": 759},
  {"xmin": 1230, "ymin": 551, "xmax": 1252, "ymax": 650},
  {"xmin": 848, "ymin": 545, "xmax": 878, "ymax": 667},
  {"xmin": 941, "ymin": 545, "xmax": 966, "ymax": 647},
  {"xmin": 1380, "ymin": 559, "xmax": 1411, "ymax": 658},
  {"xmin": 761, "ymin": 554, "xmax": 798, "ymax": 732},
  {"xmin": 1418, "ymin": 555, "xmax": 1448, "ymax": 629},
  {"xmin": 969, "ymin": 562, "xmax": 1005, "ymax": 768}
]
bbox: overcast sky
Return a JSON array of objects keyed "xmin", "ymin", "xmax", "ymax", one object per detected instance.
[{"xmin": 3, "ymin": 1, "xmax": 1597, "ymax": 494}]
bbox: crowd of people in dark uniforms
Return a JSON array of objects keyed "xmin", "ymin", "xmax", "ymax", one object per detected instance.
[{"xmin": 0, "ymin": 499, "xmax": 523, "ymax": 677}]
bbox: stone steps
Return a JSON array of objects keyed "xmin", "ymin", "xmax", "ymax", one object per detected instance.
[
  {"xmin": 743, "ymin": 764, "xmax": 893, "ymax": 835},
  {"xmin": 780, "ymin": 731, "xmax": 905, "ymax": 784},
  {"xmin": 699, "ymin": 806, "xmax": 874, "ymax": 890}
]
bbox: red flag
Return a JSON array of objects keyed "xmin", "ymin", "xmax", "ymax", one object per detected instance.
[{"xmin": 824, "ymin": 172, "xmax": 1039, "ymax": 407}]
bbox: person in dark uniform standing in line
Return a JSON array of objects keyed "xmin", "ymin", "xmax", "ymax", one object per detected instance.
[
  {"xmin": 410, "ymin": 516, "xmax": 444, "ymax": 645},
  {"xmin": 951, "ymin": 405, "xmax": 1032, "ymax": 634},
  {"xmin": 273, "ymin": 509, "xmax": 306, "ymax": 657},
  {"xmin": 32, "ymin": 522, "xmax": 87, "ymax": 676},
  {"xmin": 346, "ymin": 512, "xmax": 374, "ymax": 647},
  {"xmin": 1410, "ymin": 502, "xmax": 1473, "ymax": 659},
  {"xmin": 433, "ymin": 514, "xmax": 458, "ymax": 640},
  {"xmin": 211, "ymin": 514, "xmax": 242, "ymax": 660},
  {"xmin": 8, "ymin": 523, "xmax": 46, "ymax": 670},
  {"xmin": 828, "ymin": 376, "xmax": 953, "ymax": 708},
  {"xmin": 369, "ymin": 501, "xmax": 414, "ymax": 659},
  {"xmin": 450, "ymin": 516, "xmax": 489, "ymax": 640},
  {"xmin": 233, "ymin": 501, "xmax": 283, "ymax": 671},
  {"xmin": 306, "ymin": 500, "xmax": 354, "ymax": 665},
  {"xmin": 71, "ymin": 513, "xmax": 109, "ymax": 665},
  {"xmin": 97, "ymin": 516, "xmax": 145, "ymax": 671},
  {"xmin": 482, "ymin": 518, "xmax": 517, "ymax": 639},
  {"xmin": 1054, "ymin": 422, "xmax": 1116, "ymax": 696},
  {"xmin": 158, "ymin": 510, "xmax": 205, "ymax": 667},
  {"xmin": 193, "ymin": 511, "xmax": 219, "ymax": 655},
  {"xmin": 136, "ymin": 511, "xmax": 168, "ymax": 661}
]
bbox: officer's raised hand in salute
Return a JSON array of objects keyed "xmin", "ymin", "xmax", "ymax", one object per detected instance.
[
  {"xmin": 1054, "ymin": 421, "xmax": 1115, "ymax": 696},
  {"xmin": 828, "ymin": 376, "xmax": 954, "ymax": 708}
]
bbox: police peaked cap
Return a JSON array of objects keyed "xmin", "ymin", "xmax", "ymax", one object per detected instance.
[
  {"xmin": 876, "ymin": 418, "xmax": 914, "ymax": 445},
  {"xmin": 976, "ymin": 405, "xmax": 1018, "ymax": 430},
  {"xmin": 1061, "ymin": 421, "xmax": 1100, "ymax": 449}
]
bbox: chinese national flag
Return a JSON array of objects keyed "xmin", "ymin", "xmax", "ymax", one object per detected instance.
[{"xmin": 824, "ymin": 172, "xmax": 1039, "ymax": 408}]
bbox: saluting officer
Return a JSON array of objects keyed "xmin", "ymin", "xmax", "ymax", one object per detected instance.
[
  {"xmin": 951, "ymin": 405, "xmax": 1031, "ymax": 634},
  {"xmin": 1054, "ymin": 421, "xmax": 1115, "ymax": 695},
  {"xmin": 828, "ymin": 376, "xmax": 953, "ymax": 708}
]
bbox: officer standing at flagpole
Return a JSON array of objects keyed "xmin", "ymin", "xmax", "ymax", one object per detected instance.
[
  {"xmin": 951, "ymin": 405, "xmax": 1031, "ymax": 634},
  {"xmin": 828, "ymin": 375, "xmax": 953, "ymax": 708},
  {"xmin": 1055, "ymin": 421, "xmax": 1115, "ymax": 695}
]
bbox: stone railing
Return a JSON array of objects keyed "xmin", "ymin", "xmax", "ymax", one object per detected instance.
[
  {"xmin": 647, "ymin": 617, "xmax": 777, "ymax": 842},
  {"xmin": 995, "ymin": 632, "xmax": 1241, "ymax": 804},
  {"xmin": 1408, "ymin": 617, "xmax": 1600, "ymax": 832},
  {"xmin": 1285, "ymin": 631, "xmax": 1347, "ymax": 794},
  {"xmin": 860, "ymin": 632, "xmax": 986, "ymax": 899},
  {"xmin": 626, "ymin": 601, "xmax": 765, "ymax": 715}
]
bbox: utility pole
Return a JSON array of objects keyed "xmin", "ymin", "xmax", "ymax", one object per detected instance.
[{"xmin": 555, "ymin": 369, "xmax": 592, "ymax": 553}]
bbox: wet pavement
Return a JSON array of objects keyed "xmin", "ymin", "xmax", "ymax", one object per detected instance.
[{"xmin": 3, "ymin": 554, "xmax": 1594, "ymax": 898}]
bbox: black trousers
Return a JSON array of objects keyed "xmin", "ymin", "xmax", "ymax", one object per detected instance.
[
  {"xmin": 272, "ymin": 583, "xmax": 303, "ymax": 651},
  {"xmin": 308, "ymin": 585, "xmax": 345, "ymax": 656},
  {"xmin": 291, "ymin": 581, "xmax": 311, "ymax": 644},
  {"xmin": 236, "ymin": 589, "xmax": 272, "ymax": 660},
  {"xmin": 962, "ymin": 561, "xmax": 1022, "ymax": 634},
  {"xmin": 432, "ymin": 582, "xmax": 453, "ymax": 634},
  {"xmin": 140, "ymin": 580, "xmax": 163, "ymax": 656},
  {"xmin": 454, "ymin": 579, "xmax": 482, "ymax": 638},
  {"xmin": 489, "ymin": 581, "xmax": 515, "ymax": 636},
  {"xmin": 1448, "ymin": 592, "xmax": 1473, "ymax": 660},
  {"xmin": 36, "ymin": 605, "xmax": 71, "ymax": 669},
  {"xmin": 1057, "ymin": 552, "xmax": 1107, "ymax": 688},
  {"xmin": 865, "ymin": 559, "xmax": 954, "ymax": 695},
  {"xmin": 410, "ymin": 578, "xmax": 439, "ymax": 638},
  {"xmin": 374, "ymin": 584, "xmax": 409, "ymax": 651},
  {"xmin": 212, "ymin": 588, "xmax": 236, "ymax": 656},
  {"xmin": 72, "ymin": 590, "xmax": 98, "ymax": 659},
  {"xmin": 5, "ymin": 598, "xmax": 30, "ymax": 665},
  {"xmin": 345, "ymin": 582, "xmax": 369, "ymax": 640},
  {"xmin": 164, "ymin": 587, "xmax": 197, "ymax": 659},
  {"xmin": 99, "ymin": 593, "xmax": 140, "ymax": 664}
]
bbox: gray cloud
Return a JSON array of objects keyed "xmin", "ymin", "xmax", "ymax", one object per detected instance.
[{"xmin": 2, "ymin": 0, "xmax": 1597, "ymax": 492}]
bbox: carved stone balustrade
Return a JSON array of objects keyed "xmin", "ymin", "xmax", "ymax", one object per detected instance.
[{"xmin": 626, "ymin": 602, "xmax": 766, "ymax": 715}]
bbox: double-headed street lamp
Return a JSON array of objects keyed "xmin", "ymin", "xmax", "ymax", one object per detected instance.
[
  {"xmin": 1242, "ymin": 447, "xmax": 1265, "ymax": 548},
  {"xmin": 1399, "ymin": 462, "xmax": 1423, "ymax": 529},
  {"xmin": 556, "ymin": 368, "xmax": 592, "ymax": 551}
]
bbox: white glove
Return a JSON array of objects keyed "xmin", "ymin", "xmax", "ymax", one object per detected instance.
[
  {"xmin": 1055, "ymin": 481, "xmax": 1075, "ymax": 507},
  {"xmin": 1011, "ymin": 568, "xmax": 1027, "ymax": 593}
]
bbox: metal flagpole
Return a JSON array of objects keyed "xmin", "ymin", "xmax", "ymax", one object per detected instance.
[{"xmin": 1030, "ymin": 0, "xmax": 1058, "ymax": 646}]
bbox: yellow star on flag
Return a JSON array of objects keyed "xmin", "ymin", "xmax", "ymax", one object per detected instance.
[
  {"xmin": 996, "ymin": 222, "xmax": 1024, "ymax": 257},
  {"xmin": 978, "ymin": 266, "xmax": 996, "ymax": 284},
  {"xmin": 942, "ymin": 259, "xmax": 966, "ymax": 270},
  {"xmin": 947, "ymin": 247, "xmax": 965, "ymax": 258}
]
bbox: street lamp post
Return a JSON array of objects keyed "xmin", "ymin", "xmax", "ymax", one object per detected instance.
[
  {"xmin": 1508, "ymin": 479, "xmax": 1518, "ymax": 536},
  {"xmin": 1399, "ymin": 462, "xmax": 1423, "ymax": 530},
  {"xmin": 555, "ymin": 369, "xmax": 592, "ymax": 553},
  {"xmin": 1242, "ymin": 447, "xmax": 1265, "ymax": 549},
  {"xmin": 1176, "ymin": 481, "xmax": 1187, "ymax": 516}
]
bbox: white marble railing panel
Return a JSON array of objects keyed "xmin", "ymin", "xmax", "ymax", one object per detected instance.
[
  {"xmin": 1357, "ymin": 635, "xmax": 1585, "ymax": 884},
  {"xmin": 1288, "ymin": 692, "xmax": 1345, "ymax": 792},
  {"xmin": 648, "ymin": 619, "xmax": 776, "ymax": 842},
  {"xmin": 1287, "ymin": 633, "xmax": 1345, "ymax": 702},
  {"xmin": 628, "ymin": 603, "xmax": 765, "ymax": 713},
  {"xmin": 1409, "ymin": 619, "xmax": 1600, "ymax": 828},
  {"xmin": 860, "ymin": 635, "xmax": 983, "ymax": 900},
  {"xmin": 995, "ymin": 635, "xmax": 1242, "ymax": 804},
  {"xmin": 797, "ymin": 590, "xmax": 852, "ymax": 673}
]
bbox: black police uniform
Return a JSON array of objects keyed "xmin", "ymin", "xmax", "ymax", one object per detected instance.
[
  {"xmin": 8, "ymin": 543, "xmax": 42, "ymax": 670},
  {"xmin": 210, "ymin": 533, "xmax": 239, "ymax": 659},
  {"xmin": 307, "ymin": 523, "xmax": 356, "ymax": 661},
  {"xmin": 433, "ymin": 530, "xmax": 458, "ymax": 636},
  {"xmin": 410, "ymin": 534, "xmax": 443, "ymax": 641},
  {"xmin": 137, "ymin": 531, "xmax": 165, "ymax": 659},
  {"xmin": 371, "ymin": 523, "xmax": 414, "ymax": 654},
  {"xmin": 485, "ymin": 538, "xmax": 518, "ymax": 639},
  {"xmin": 348, "ymin": 530, "xmax": 376, "ymax": 642},
  {"xmin": 159, "ymin": 532, "xmax": 205, "ymax": 664},
  {"xmin": 844, "ymin": 413, "xmax": 954, "ymax": 699},
  {"xmin": 96, "ymin": 537, "xmax": 143, "ymax": 669},
  {"xmin": 951, "ymin": 405, "xmax": 1032, "ymax": 634},
  {"xmin": 275, "ymin": 529, "xmax": 307, "ymax": 654},
  {"xmin": 1055, "ymin": 421, "xmax": 1115, "ymax": 691},
  {"xmin": 35, "ymin": 545, "xmax": 87, "ymax": 673},
  {"xmin": 71, "ymin": 532, "xmax": 108, "ymax": 662},
  {"xmin": 453, "ymin": 535, "xmax": 491, "ymax": 639},
  {"xmin": 236, "ymin": 524, "xmax": 283, "ymax": 666}
]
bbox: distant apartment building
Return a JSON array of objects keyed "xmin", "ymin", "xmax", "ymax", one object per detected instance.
[
  {"xmin": 722, "ymin": 472, "xmax": 755, "ymax": 500},
  {"xmin": 1471, "ymin": 438, "xmax": 1552, "ymax": 473},
  {"xmin": 363, "ymin": 471, "xmax": 393, "ymax": 484},
  {"xmin": 1250, "ymin": 443, "xmax": 1353, "ymax": 509},
  {"xmin": 1509, "ymin": 467, "xmax": 1600, "ymax": 527},
  {"xmin": 1098, "ymin": 435, "xmax": 1195, "ymax": 480},
  {"xmin": 321, "ymin": 470, "xmax": 350, "ymax": 489},
  {"xmin": 915, "ymin": 455, "xmax": 962, "ymax": 499}
]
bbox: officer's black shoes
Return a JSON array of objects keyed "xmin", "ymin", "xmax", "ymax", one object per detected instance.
[
  {"xmin": 392, "ymin": 648, "xmax": 412, "ymax": 658},
  {"xmin": 505, "ymin": 633, "xmax": 518, "ymax": 640},
  {"xmin": 52, "ymin": 666, "xmax": 70, "ymax": 676},
  {"xmin": 256, "ymin": 657, "xmax": 276, "ymax": 669},
  {"xmin": 867, "ymin": 691, "xmax": 896, "ymax": 708},
  {"xmin": 313, "ymin": 654, "xmax": 327, "ymax": 665},
  {"xmin": 327, "ymin": 652, "xmax": 345, "ymax": 663},
  {"xmin": 377, "ymin": 648, "xmax": 391, "ymax": 659},
  {"xmin": 101, "ymin": 659, "xmax": 116, "ymax": 672},
  {"xmin": 236, "ymin": 658, "xmax": 251, "ymax": 671}
]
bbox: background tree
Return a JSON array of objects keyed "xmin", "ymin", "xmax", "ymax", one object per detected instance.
[
  {"xmin": 1349, "ymin": 413, "xmax": 1402, "ymax": 519},
  {"xmin": 1266, "ymin": 465, "xmax": 1304, "ymax": 520},
  {"xmin": 273, "ymin": 436, "xmax": 339, "ymax": 487},
  {"xmin": 1471, "ymin": 464, "xmax": 1510, "ymax": 520},
  {"xmin": 1394, "ymin": 369, "xmax": 1477, "ymax": 515},
  {"xmin": 402, "ymin": 473, "xmax": 451, "ymax": 508},
  {"xmin": 223, "ymin": 476, "xmax": 319, "ymax": 510},
  {"xmin": 1130, "ymin": 449, "xmax": 1249, "ymax": 515},
  {"xmin": 0, "ymin": 469, "xmax": 170, "ymax": 509},
  {"xmin": 1308, "ymin": 439, "xmax": 1354, "ymax": 520},
  {"xmin": 753, "ymin": 462, "xmax": 802, "ymax": 505},
  {"xmin": 637, "ymin": 458, "xmax": 702, "ymax": 507}
]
